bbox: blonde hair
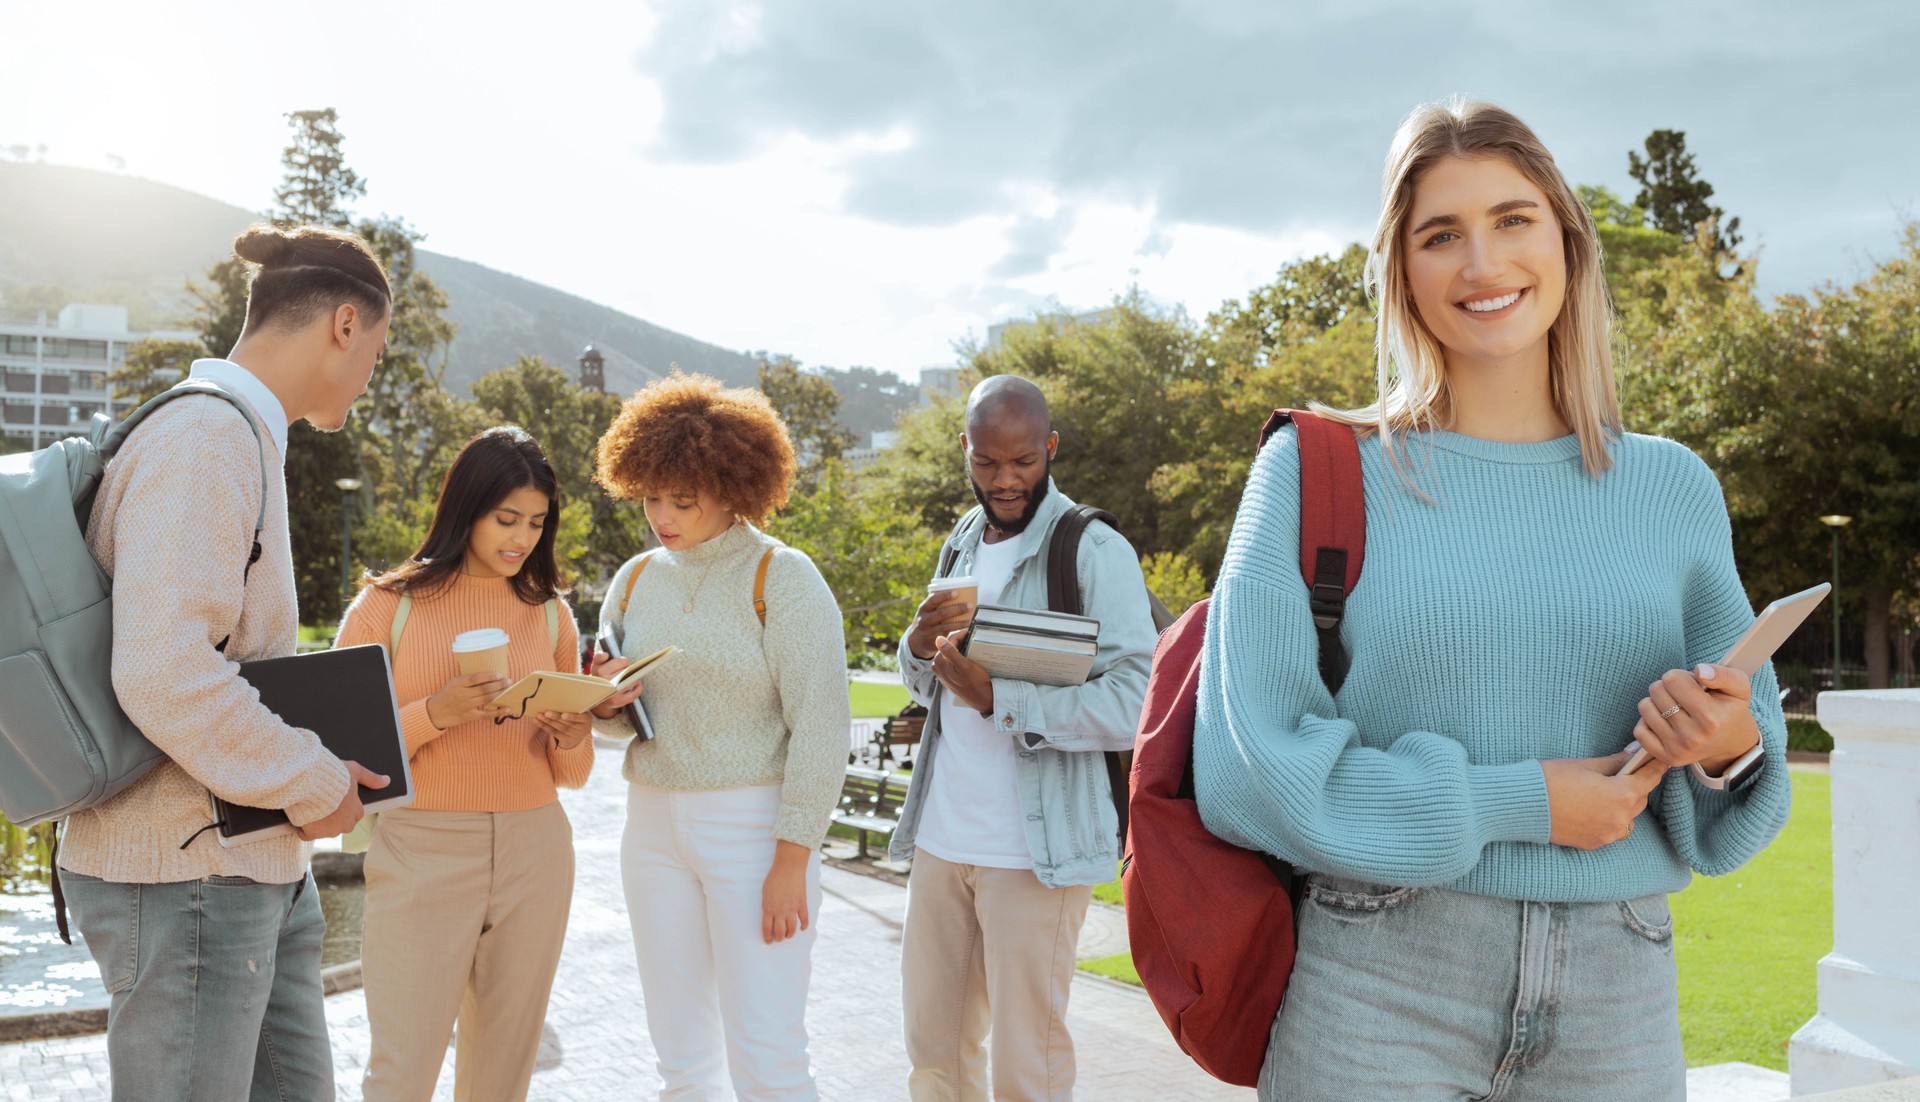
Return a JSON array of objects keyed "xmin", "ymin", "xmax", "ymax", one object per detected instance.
[{"xmin": 1317, "ymin": 97, "xmax": 1620, "ymax": 476}]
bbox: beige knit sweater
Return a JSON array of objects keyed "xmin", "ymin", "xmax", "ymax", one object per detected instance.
[
  {"xmin": 595, "ymin": 523, "xmax": 851, "ymax": 848},
  {"xmin": 63, "ymin": 395, "xmax": 351, "ymax": 884}
]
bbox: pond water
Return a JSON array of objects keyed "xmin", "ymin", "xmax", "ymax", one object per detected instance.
[{"xmin": 0, "ymin": 880, "xmax": 365, "ymax": 1015}]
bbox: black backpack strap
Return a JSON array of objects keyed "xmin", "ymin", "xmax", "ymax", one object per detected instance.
[
  {"xmin": 935, "ymin": 506, "xmax": 982, "ymax": 580},
  {"xmin": 1042, "ymin": 504, "xmax": 1134, "ymax": 848}
]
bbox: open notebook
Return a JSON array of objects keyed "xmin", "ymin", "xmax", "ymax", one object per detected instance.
[{"xmin": 486, "ymin": 645, "xmax": 676, "ymax": 722}]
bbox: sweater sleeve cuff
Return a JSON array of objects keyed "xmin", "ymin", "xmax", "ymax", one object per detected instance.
[
  {"xmin": 282, "ymin": 755, "xmax": 353, "ymax": 827},
  {"xmin": 775, "ymin": 802, "xmax": 829, "ymax": 850},
  {"xmin": 400, "ymin": 699, "xmax": 442, "ymax": 757},
  {"xmin": 1469, "ymin": 760, "xmax": 1553, "ymax": 845}
]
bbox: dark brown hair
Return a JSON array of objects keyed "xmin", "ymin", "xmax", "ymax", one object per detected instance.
[
  {"xmin": 370, "ymin": 427, "xmax": 567, "ymax": 604},
  {"xmin": 594, "ymin": 372, "xmax": 796, "ymax": 526},
  {"xmin": 233, "ymin": 224, "xmax": 391, "ymax": 334}
]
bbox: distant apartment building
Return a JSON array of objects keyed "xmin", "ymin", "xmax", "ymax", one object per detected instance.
[
  {"xmin": 984, "ymin": 308, "xmax": 1117, "ymax": 351},
  {"xmin": 918, "ymin": 366, "xmax": 965, "ymax": 404},
  {"xmin": 844, "ymin": 430, "xmax": 900, "ymax": 473},
  {"xmin": 1, "ymin": 304, "xmax": 197, "ymax": 448}
]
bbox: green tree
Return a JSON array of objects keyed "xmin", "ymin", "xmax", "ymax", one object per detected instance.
[
  {"xmin": 758, "ymin": 357, "xmax": 855, "ymax": 480},
  {"xmin": 1627, "ymin": 129, "xmax": 1742, "ymax": 268},
  {"xmin": 1617, "ymin": 226, "xmax": 1920, "ymax": 688},
  {"xmin": 1579, "ymin": 185, "xmax": 1688, "ymax": 296},
  {"xmin": 0, "ymin": 435, "xmax": 30, "ymax": 456},
  {"xmin": 470, "ymin": 355, "xmax": 640, "ymax": 588},
  {"xmin": 1152, "ymin": 251, "xmax": 1378, "ymax": 576},
  {"xmin": 271, "ymin": 109, "xmax": 364, "ymax": 231},
  {"xmin": 108, "ymin": 338, "xmax": 202, "ymax": 407},
  {"xmin": 766, "ymin": 458, "xmax": 944, "ymax": 650}
]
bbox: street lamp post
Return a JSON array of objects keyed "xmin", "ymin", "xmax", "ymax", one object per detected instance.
[
  {"xmin": 337, "ymin": 478, "xmax": 364, "ymax": 611},
  {"xmin": 1819, "ymin": 514, "xmax": 1852, "ymax": 690}
]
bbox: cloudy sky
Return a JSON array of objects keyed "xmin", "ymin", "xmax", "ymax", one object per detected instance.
[{"xmin": 4, "ymin": 0, "xmax": 1916, "ymax": 379}]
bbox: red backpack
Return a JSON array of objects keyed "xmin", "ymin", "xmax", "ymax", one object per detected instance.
[{"xmin": 1121, "ymin": 409, "xmax": 1364, "ymax": 1087}]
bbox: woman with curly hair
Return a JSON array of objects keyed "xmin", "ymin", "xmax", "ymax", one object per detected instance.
[{"xmin": 588, "ymin": 372, "xmax": 851, "ymax": 1101}]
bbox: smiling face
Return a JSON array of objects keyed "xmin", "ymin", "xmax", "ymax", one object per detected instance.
[
  {"xmin": 463, "ymin": 484, "xmax": 550, "ymax": 579},
  {"xmin": 643, "ymin": 489, "xmax": 736, "ymax": 550},
  {"xmin": 1402, "ymin": 155, "xmax": 1567, "ymax": 375}
]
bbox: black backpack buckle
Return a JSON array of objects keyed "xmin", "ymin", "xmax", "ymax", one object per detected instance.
[{"xmin": 1309, "ymin": 581, "xmax": 1346, "ymax": 630}]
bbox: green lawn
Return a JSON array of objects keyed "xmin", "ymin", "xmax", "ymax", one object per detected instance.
[
  {"xmin": 849, "ymin": 680, "xmax": 911, "ymax": 718},
  {"xmin": 1077, "ymin": 771, "xmax": 1831, "ymax": 1073}
]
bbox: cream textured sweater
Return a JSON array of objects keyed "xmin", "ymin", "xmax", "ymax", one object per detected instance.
[
  {"xmin": 336, "ymin": 576, "xmax": 593, "ymax": 810},
  {"xmin": 595, "ymin": 524, "xmax": 851, "ymax": 848},
  {"xmin": 66, "ymin": 395, "xmax": 351, "ymax": 884}
]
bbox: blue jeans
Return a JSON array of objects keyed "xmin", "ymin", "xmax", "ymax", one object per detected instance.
[
  {"xmin": 1262, "ymin": 875, "xmax": 1685, "ymax": 1102},
  {"xmin": 60, "ymin": 870, "xmax": 333, "ymax": 1102}
]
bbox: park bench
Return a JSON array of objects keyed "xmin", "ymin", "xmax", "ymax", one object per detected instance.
[
  {"xmin": 831, "ymin": 765, "xmax": 912, "ymax": 859},
  {"xmin": 874, "ymin": 707, "xmax": 926, "ymax": 766}
]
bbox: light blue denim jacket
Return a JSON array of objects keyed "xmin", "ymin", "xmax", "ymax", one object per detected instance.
[{"xmin": 889, "ymin": 483, "xmax": 1158, "ymax": 888}]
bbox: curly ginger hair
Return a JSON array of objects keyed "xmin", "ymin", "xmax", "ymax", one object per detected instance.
[{"xmin": 594, "ymin": 372, "xmax": 797, "ymax": 526}]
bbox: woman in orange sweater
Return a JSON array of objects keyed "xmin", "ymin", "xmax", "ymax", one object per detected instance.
[{"xmin": 334, "ymin": 427, "xmax": 639, "ymax": 1101}]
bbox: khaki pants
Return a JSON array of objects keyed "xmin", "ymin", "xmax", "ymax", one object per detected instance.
[
  {"xmin": 360, "ymin": 802, "xmax": 574, "ymax": 1102},
  {"xmin": 901, "ymin": 851, "xmax": 1092, "ymax": 1102}
]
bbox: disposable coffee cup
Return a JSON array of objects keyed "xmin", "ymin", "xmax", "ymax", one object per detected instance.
[
  {"xmin": 452, "ymin": 628, "xmax": 511, "ymax": 677},
  {"xmin": 927, "ymin": 575, "xmax": 978, "ymax": 612}
]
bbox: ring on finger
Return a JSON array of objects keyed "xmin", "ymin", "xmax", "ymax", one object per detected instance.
[{"xmin": 1658, "ymin": 703, "xmax": 1683, "ymax": 720}]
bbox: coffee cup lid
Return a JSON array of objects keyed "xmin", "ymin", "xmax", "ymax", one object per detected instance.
[
  {"xmin": 452, "ymin": 628, "xmax": 510, "ymax": 652},
  {"xmin": 927, "ymin": 576, "xmax": 976, "ymax": 592}
]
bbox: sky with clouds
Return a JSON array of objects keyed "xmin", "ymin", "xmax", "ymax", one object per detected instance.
[{"xmin": 3, "ymin": 0, "xmax": 1915, "ymax": 379}]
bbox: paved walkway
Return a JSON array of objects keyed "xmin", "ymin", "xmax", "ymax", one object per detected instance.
[{"xmin": 1, "ymin": 742, "xmax": 1248, "ymax": 1101}]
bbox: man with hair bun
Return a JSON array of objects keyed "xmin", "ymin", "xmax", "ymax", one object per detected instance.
[
  {"xmin": 58, "ymin": 224, "xmax": 393, "ymax": 1101},
  {"xmin": 891, "ymin": 373, "xmax": 1158, "ymax": 1102}
]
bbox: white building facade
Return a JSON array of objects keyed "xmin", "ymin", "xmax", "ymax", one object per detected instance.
[{"xmin": 0, "ymin": 304, "xmax": 196, "ymax": 449}]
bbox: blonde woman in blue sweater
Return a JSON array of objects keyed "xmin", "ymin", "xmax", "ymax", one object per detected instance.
[{"xmin": 1194, "ymin": 99, "xmax": 1790, "ymax": 1102}]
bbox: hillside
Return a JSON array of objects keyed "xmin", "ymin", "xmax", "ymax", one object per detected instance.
[{"xmin": 0, "ymin": 162, "xmax": 760, "ymax": 395}]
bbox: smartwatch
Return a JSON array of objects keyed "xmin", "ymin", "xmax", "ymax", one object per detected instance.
[{"xmin": 1690, "ymin": 742, "xmax": 1765, "ymax": 791}]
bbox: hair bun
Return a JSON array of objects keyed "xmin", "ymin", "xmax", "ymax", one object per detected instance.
[{"xmin": 232, "ymin": 225, "xmax": 299, "ymax": 267}]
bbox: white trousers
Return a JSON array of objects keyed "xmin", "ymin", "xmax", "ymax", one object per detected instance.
[{"xmin": 622, "ymin": 783, "xmax": 823, "ymax": 1102}]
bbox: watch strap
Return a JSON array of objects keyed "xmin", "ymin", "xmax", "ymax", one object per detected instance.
[{"xmin": 1690, "ymin": 741, "xmax": 1765, "ymax": 791}]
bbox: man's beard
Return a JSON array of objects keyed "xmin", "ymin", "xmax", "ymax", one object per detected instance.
[{"xmin": 971, "ymin": 461, "xmax": 1051, "ymax": 536}]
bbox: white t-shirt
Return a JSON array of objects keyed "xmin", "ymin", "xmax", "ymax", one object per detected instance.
[{"xmin": 914, "ymin": 534, "xmax": 1031, "ymax": 869}]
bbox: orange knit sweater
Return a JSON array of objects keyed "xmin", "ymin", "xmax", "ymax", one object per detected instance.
[{"xmin": 336, "ymin": 574, "xmax": 593, "ymax": 811}]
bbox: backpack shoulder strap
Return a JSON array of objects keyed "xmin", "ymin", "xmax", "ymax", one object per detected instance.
[
  {"xmin": 1264, "ymin": 409, "xmax": 1365, "ymax": 695},
  {"xmin": 1045, "ymin": 504, "xmax": 1117, "ymax": 618},
  {"xmin": 619, "ymin": 552, "xmax": 655, "ymax": 615},
  {"xmin": 107, "ymin": 380, "xmax": 273, "ymax": 655},
  {"xmin": 935, "ymin": 505, "xmax": 982, "ymax": 580},
  {"xmin": 753, "ymin": 548, "xmax": 774, "ymax": 626},
  {"xmin": 546, "ymin": 597, "xmax": 561, "ymax": 649},
  {"xmin": 389, "ymin": 590, "xmax": 412, "ymax": 655}
]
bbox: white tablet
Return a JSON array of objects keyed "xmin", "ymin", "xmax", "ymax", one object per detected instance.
[{"xmin": 1616, "ymin": 583, "xmax": 1830, "ymax": 777}]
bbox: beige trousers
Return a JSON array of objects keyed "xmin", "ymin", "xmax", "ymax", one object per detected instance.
[
  {"xmin": 359, "ymin": 801, "xmax": 574, "ymax": 1102},
  {"xmin": 901, "ymin": 851, "xmax": 1092, "ymax": 1102}
]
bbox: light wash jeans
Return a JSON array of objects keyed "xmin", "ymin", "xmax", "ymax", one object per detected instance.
[
  {"xmin": 1262, "ymin": 875, "xmax": 1685, "ymax": 1102},
  {"xmin": 621, "ymin": 783, "xmax": 824, "ymax": 1102},
  {"xmin": 60, "ymin": 869, "xmax": 332, "ymax": 1102}
]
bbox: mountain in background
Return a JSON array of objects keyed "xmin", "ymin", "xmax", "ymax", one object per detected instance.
[{"xmin": 0, "ymin": 162, "xmax": 919, "ymax": 438}]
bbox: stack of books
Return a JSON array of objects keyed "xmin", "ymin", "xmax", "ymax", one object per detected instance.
[{"xmin": 963, "ymin": 605, "xmax": 1100, "ymax": 687}]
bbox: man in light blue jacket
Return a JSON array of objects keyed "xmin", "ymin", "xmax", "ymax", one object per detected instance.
[{"xmin": 892, "ymin": 374, "xmax": 1157, "ymax": 1102}]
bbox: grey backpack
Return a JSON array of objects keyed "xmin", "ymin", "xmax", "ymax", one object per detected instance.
[{"xmin": 0, "ymin": 379, "xmax": 268, "ymax": 827}]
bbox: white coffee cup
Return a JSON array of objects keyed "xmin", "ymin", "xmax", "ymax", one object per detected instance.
[
  {"xmin": 927, "ymin": 575, "xmax": 978, "ymax": 612},
  {"xmin": 452, "ymin": 628, "xmax": 511, "ymax": 677}
]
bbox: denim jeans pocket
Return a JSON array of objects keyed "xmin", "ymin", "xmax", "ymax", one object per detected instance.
[
  {"xmin": 203, "ymin": 875, "xmax": 259, "ymax": 887},
  {"xmin": 1617, "ymin": 894, "xmax": 1675, "ymax": 944},
  {"xmin": 1306, "ymin": 875, "xmax": 1424, "ymax": 921},
  {"xmin": 61, "ymin": 873, "xmax": 140, "ymax": 994}
]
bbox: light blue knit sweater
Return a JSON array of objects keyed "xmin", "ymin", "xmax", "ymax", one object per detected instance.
[{"xmin": 1193, "ymin": 426, "xmax": 1792, "ymax": 903}]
